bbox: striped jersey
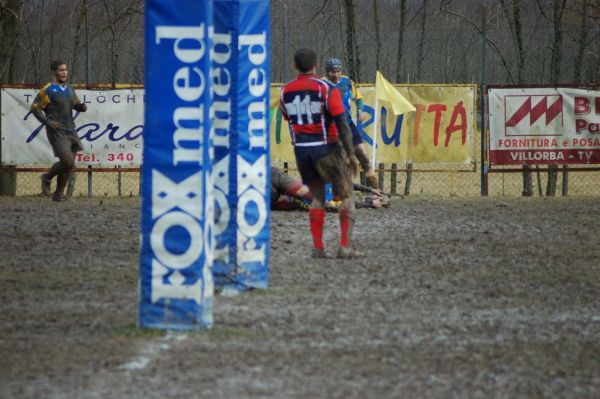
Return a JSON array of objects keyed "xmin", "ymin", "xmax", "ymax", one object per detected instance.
[
  {"xmin": 280, "ymin": 74, "xmax": 345, "ymax": 146},
  {"xmin": 30, "ymin": 82, "xmax": 81, "ymax": 132}
]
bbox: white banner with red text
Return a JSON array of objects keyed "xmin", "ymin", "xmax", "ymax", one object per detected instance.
[{"xmin": 488, "ymin": 87, "xmax": 600, "ymax": 165}]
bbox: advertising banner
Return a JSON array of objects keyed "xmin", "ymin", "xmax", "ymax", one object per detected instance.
[
  {"xmin": 1, "ymin": 88, "xmax": 143, "ymax": 166},
  {"xmin": 139, "ymin": 0, "xmax": 214, "ymax": 330},
  {"xmin": 489, "ymin": 87, "xmax": 600, "ymax": 165},
  {"xmin": 269, "ymin": 84, "xmax": 476, "ymax": 165},
  {"xmin": 212, "ymin": 0, "xmax": 270, "ymax": 294}
]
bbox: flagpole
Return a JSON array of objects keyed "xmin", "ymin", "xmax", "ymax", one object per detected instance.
[{"xmin": 371, "ymin": 96, "xmax": 379, "ymax": 171}]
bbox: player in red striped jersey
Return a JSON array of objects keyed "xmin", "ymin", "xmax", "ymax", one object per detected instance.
[{"xmin": 280, "ymin": 48, "xmax": 361, "ymax": 259}]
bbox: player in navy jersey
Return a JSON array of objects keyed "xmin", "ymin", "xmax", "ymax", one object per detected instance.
[
  {"xmin": 280, "ymin": 48, "xmax": 361, "ymax": 258},
  {"xmin": 31, "ymin": 60, "xmax": 87, "ymax": 201},
  {"xmin": 323, "ymin": 58, "xmax": 379, "ymax": 189}
]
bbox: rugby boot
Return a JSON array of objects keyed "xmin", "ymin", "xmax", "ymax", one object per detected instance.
[
  {"xmin": 41, "ymin": 173, "xmax": 52, "ymax": 197},
  {"xmin": 311, "ymin": 248, "xmax": 329, "ymax": 259},
  {"xmin": 366, "ymin": 175, "xmax": 379, "ymax": 190},
  {"xmin": 52, "ymin": 193, "xmax": 68, "ymax": 202},
  {"xmin": 336, "ymin": 246, "xmax": 363, "ymax": 259}
]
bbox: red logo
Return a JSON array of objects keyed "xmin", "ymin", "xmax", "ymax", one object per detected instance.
[
  {"xmin": 504, "ymin": 95, "xmax": 563, "ymax": 137},
  {"xmin": 505, "ymin": 95, "xmax": 563, "ymax": 127}
]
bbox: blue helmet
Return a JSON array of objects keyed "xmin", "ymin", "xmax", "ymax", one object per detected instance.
[{"xmin": 326, "ymin": 58, "xmax": 342, "ymax": 71}]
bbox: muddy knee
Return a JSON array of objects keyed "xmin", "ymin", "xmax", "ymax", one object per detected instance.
[{"xmin": 58, "ymin": 152, "xmax": 75, "ymax": 172}]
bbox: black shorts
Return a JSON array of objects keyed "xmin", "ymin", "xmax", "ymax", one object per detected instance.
[
  {"xmin": 294, "ymin": 142, "xmax": 351, "ymax": 196},
  {"xmin": 46, "ymin": 128, "xmax": 83, "ymax": 156}
]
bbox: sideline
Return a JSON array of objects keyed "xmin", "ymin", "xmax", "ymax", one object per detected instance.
[{"xmin": 117, "ymin": 332, "xmax": 189, "ymax": 371}]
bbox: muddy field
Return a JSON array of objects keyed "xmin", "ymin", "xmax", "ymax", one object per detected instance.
[{"xmin": 1, "ymin": 195, "xmax": 600, "ymax": 398}]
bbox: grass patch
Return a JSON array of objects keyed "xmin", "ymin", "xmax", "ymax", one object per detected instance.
[
  {"xmin": 114, "ymin": 324, "xmax": 258, "ymax": 340},
  {"xmin": 115, "ymin": 324, "xmax": 166, "ymax": 337},
  {"xmin": 246, "ymin": 286, "xmax": 308, "ymax": 297},
  {"xmin": 207, "ymin": 326, "xmax": 248, "ymax": 339}
]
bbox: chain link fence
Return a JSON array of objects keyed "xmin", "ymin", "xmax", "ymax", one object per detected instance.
[
  {"xmin": 2, "ymin": 120, "xmax": 600, "ymax": 199},
  {"xmin": 2, "ymin": 167, "xmax": 140, "ymax": 197},
  {"xmin": 3, "ymin": 159, "xmax": 600, "ymax": 199}
]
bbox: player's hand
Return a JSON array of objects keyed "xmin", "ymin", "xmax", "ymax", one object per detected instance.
[
  {"xmin": 74, "ymin": 103, "xmax": 87, "ymax": 112},
  {"xmin": 358, "ymin": 112, "xmax": 366, "ymax": 123},
  {"xmin": 346, "ymin": 155, "xmax": 360, "ymax": 177},
  {"xmin": 47, "ymin": 120, "xmax": 62, "ymax": 129}
]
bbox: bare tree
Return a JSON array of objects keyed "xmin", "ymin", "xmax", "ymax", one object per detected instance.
[
  {"xmin": 440, "ymin": 0, "xmax": 517, "ymax": 83},
  {"xmin": 497, "ymin": 0, "xmax": 536, "ymax": 195},
  {"xmin": 535, "ymin": 0, "xmax": 567, "ymax": 83},
  {"xmin": 499, "ymin": 0, "xmax": 526, "ymax": 83},
  {"xmin": 537, "ymin": 0, "xmax": 568, "ymax": 196},
  {"xmin": 372, "ymin": 0, "xmax": 381, "ymax": 71},
  {"xmin": 99, "ymin": 0, "xmax": 143, "ymax": 86},
  {"xmin": 0, "ymin": 0, "xmax": 23, "ymax": 194},
  {"xmin": 0, "ymin": 0, "xmax": 24, "ymax": 83},
  {"xmin": 70, "ymin": 0, "xmax": 88, "ymax": 84},
  {"xmin": 572, "ymin": 0, "xmax": 591, "ymax": 82},
  {"xmin": 343, "ymin": 0, "xmax": 360, "ymax": 82},
  {"xmin": 395, "ymin": 0, "xmax": 407, "ymax": 83},
  {"xmin": 416, "ymin": 0, "xmax": 428, "ymax": 81}
]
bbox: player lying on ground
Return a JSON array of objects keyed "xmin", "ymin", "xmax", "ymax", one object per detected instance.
[{"xmin": 270, "ymin": 166, "xmax": 390, "ymax": 210}]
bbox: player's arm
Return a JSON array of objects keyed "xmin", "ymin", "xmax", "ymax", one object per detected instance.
[
  {"xmin": 353, "ymin": 182, "xmax": 387, "ymax": 197},
  {"xmin": 72, "ymin": 89, "xmax": 87, "ymax": 112},
  {"xmin": 351, "ymin": 80, "xmax": 365, "ymax": 122},
  {"xmin": 328, "ymin": 87, "xmax": 354, "ymax": 154},
  {"xmin": 30, "ymin": 87, "xmax": 61, "ymax": 129},
  {"xmin": 334, "ymin": 114, "xmax": 359, "ymax": 176},
  {"xmin": 279, "ymin": 88, "xmax": 289, "ymax": 121},
  {"xmin": 327, "ymin": 86, "xmax": 359, "ymax": 174}
]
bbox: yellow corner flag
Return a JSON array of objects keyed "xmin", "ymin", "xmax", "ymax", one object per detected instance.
[{"xmin": 375, "ymin": 71, "xmax": 416, "ymax": 115}]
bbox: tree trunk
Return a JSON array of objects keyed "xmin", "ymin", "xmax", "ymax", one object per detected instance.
[
  {"xmin": 0, "ymin": 0, "xmax": 24, "ymax": 83},
  {"xmin": 547, "ymin": 0, "xmax": 566, "ymax": 195},
  {"xmin": 0, "ymin": 0, "xmax": 23, "ymax": 195},
  {"xmin": 499, "ymin": 0, "xmax": 525, "ymax": 83},
  {"xmin": 71, "ymin": 0, "xmax": 87, "ymax": 82},
  {"xmin": 101, "ymin": 0, "xmax": 120, "ymax": 86},
  {"xmin": 395, "ymin": 0, "xmax": 407, "ymax": 83},
  {"xmin": 337, "ymin": 0, "xmax": 349, "ymax": 68},
  {"xmin": 550, "ymin": 0, "xmax": 566, "ymax": 83},
  {"xmin": 500, "ymin": 0, "xmax": 533, "ymax": 194},
  {"xmin": 404, "ymin": 162, "xmax": 413, "ymax": 196},
  {"xmin": 546, "ymin": 165, "xmax": 558, "ymax": 196},
  {"xmin": 573, "ymin": 0, "xmax": 589, "ymax": 82},
  {"xmin": 372, "ymin": 0, "xmax": 381, "ymax": 72},
  {"xmin": 416, "ymin": 0, "xmax": 427, "ymax": 81},
  {"xmin": 522, "ymin": 165, "xmax": 532, "ymax": 196},
  {"xmin": 561, "ymin": 165, "xmax": 569, "ymax": 196},
  {"xmin": 343, "ymin": 0, "xmax": 360, "ymax": 82}
]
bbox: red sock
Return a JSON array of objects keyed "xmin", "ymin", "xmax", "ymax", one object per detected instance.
[
  {"xmin": 309, "ymin": 208, "xmax": 325, "ymax": 250},
  {"xmin": 339, "ymin": 209, "xmax": 350, "ymax": 247}
]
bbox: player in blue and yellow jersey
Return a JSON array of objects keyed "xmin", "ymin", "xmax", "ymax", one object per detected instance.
[
  {"xmin": 280, "ymin": 48, "xmax": 361, "ymax": 259},
  {"xmin": 323, "ymin": 58, "xmax": 379, "ymax": 189},
  {"xmin": 30, "ymin": 60, "xmax": 87, "ymax": 201}
]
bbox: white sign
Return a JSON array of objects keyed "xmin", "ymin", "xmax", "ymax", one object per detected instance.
[
  {"xmin": 1, "ymin": 88, "xmax": 144, "ymax": 165},
  {"xmin": 488, "ymin": 87, "xmax": 600, "ymax": 165}
]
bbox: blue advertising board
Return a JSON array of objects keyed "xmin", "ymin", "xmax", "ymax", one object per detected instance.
[
  {"xmin": 211, "ymin": 0, "xmax": 270, "ymax": 294},
  {"xmin": 140, "ymin": 1, "xmax": 214, "ymax": 329}
]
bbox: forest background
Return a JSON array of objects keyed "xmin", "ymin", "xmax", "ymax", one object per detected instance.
[{"xmin": 1, "ymin": 0, "xmax": 599, "ymax": 86}]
